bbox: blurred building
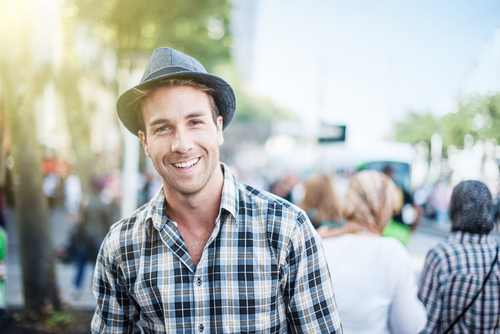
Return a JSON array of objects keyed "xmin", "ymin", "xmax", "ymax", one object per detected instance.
[{"xmin": 230, "ymin": 0, "xmax": 258, "ymax": 86}]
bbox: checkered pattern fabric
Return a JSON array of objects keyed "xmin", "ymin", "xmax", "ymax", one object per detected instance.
[
  {"xmin": 418, "ymin": 231, "xmax": 500, "ymax": 333},
  {"xmin": 91, "ymin": 164, "xmax": 342, "ymax": 333}
]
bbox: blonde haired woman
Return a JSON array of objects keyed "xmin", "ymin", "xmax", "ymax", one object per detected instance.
[
  {"xmin": 301, "ymin": 174, "xmax": 342, "ymax": 229},
  {"xmin": 320, "ymin": 170, "xmax": 427, "ymax": 334}
]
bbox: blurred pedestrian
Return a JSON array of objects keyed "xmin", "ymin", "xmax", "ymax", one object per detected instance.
[
  {"xmin": 300, "ymin": 173, "xmax": 343, "ymax": 229},
  {"xmin": 72, "ymin": 175, "xmax": 112, "ymax": 297},
  {"xmin": 91, "ymin": 47, "xmax": 341, "ymax": 333},
  {"xmin": 432, "ymin": 179, "xmax": 450, "ymax": 225},
  {"xmin": 333, "ymin": 169, "xmax": 351, "ymax": 201},
  {"xmin": 42, "ymin": 172, "xmax": 60, "ymax": 209},
  {"xmin": 270, "ymin": 172, "xmax": 298, "ymax": 203},
  {"xmin": 137, "ymin": 170, "xmax": 161, "ymax": 207},
  {"xmin": 64, "ymin": 170, "xmax": 82, "ymax": 225},
  {"xmin": 320, "ymin": 170, "xmax": 427, "ymax": 334},
  {"xmin": 490, "ymin": 183, "xmax": 500, "ymax": 226},
  {"xmin": 0, "ymin": 187, "xmax": 6, "ymax": 229},
  {"xmin": 418, "ymin": 180, "xmax": 500, "ymax": 333},
  {"xmin": 381, "ymin": 165, "xmax": 421, "ymax": 247}
]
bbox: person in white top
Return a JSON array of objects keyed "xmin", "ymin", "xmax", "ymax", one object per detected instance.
[
  {"xmin": 319, "ymin": 170, "xmax": 427, "ymax": 334},
  {"xmin": 64, "ymin": 172, "xmax": 82, "ymax": 224}
]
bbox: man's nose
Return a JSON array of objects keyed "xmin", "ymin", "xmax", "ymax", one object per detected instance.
[{"xmin": 171, "ymin": 128, "xmax": 193, "ymax": 154}]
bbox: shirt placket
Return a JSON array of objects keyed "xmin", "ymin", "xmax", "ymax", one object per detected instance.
[
  {"xmin": 155, "ymin": 219, "xmax": 197, "ymax": 332},
  {"xmin": 193, "ymin": 217, "xmax": 221, "ymax": 333}
]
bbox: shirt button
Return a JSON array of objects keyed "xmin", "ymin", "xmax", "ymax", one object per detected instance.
[
  {"xmin": 196, "ymin": 278, "xmax": 202, "ymax": 286},
  {"xmin": 199, "ymin": 324, "xmax": 204, "ymax": 332}
]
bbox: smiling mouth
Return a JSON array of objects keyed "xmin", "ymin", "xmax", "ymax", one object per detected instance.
[{"xmin": 172, "ymin": 158, "xmax": 200, "ymax": 168}]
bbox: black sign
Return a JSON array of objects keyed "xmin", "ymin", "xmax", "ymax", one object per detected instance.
[{"xmin": 318, "ymin": 124, "xmax": 346, "ymax": 143}]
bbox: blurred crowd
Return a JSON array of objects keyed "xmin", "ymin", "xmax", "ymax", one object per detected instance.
[
  {"xmin": 262, "ymin": 168, "xmax": 500, "ymax": 333},
  {"xmin": 248, "ymin": 167, "xmax": 500, "ymax": 237}
]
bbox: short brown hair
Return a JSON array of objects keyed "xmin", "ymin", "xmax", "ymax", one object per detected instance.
[{"xmin": 131, "ymin": 79, "xmax": 220, "ymax": 134}]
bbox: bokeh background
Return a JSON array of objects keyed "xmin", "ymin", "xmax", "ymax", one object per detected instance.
[{"xmin": 1, "ymin": 0, "xmax": 500, "ymax": 331}]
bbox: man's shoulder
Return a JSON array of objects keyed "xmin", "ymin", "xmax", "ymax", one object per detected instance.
[
  {"xmin": 233, "ymin": 179, "xmax": 311, "ymax": 235},
  {"xmin": 222, "ymin": 164, "xmax": 305, "ymax": 222},
  {"xmin": 106, "ymin": 203, "xmax": 150, "ymax": 245},
  {"xmin": 233, "ymin": 179, "xmax": 320, "ymax": 260}
]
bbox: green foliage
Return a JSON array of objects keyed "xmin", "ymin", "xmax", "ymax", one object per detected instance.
[
  {"xmin": 393, "ymin": 111, "xmax": 440, "ymax": 147},
  {"xmin": 70, "ymin": 0, "xmax": 232, "ymax": 71},
  {"xmin": 440, "ymin": 95, "xmax": 500, "ymax": 147},
  {"xmin": 44, "ymin": 311, "xmax": 76, "ymax": 330},
  {"xmin": 439, "ymin": 111, "xmax": 470, "ymax": 149},
  {"xmin": 394, "ymin": 94, "xmax": 500, "ymax": 149}
]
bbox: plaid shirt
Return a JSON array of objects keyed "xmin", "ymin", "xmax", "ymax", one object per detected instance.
[
  {"xmin": 418, "ymin": 231, "xmax": 500, "ymax": 333},
  {"xmin": 91, "ymin": 164, "xmax": 342, "ymax": 333}
]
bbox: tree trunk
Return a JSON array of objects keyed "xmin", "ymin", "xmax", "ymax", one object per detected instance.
[
  {"xmin": 6, "ymin": 88, "xmax": 61, "ymax": 316},
  {"xmin": 0, "ymin": 0, "xmax": 61, "ymax": 317}
]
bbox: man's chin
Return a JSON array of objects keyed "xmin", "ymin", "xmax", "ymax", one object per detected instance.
[
  {"xmin": 161, "ymin": 160, "xmax": 220, "ymax": 197},
  {"xmin": 165, "ymin": 181, "xmax": 205, "ymax": 197}
]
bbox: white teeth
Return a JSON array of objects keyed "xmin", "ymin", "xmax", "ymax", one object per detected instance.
[{"xmin": 173, "ymin": 158, "xmax": 199, "ymax": 168}]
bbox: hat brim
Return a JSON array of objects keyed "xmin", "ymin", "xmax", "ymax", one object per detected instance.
[{"xmin": 116, "ymin": 71, "xmax": 236, "ymax": 136}]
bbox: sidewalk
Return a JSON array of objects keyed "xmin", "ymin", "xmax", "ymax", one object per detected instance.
[{"xmin": 5, "ymin": 204, "xmax": 97, "ymax": 310}]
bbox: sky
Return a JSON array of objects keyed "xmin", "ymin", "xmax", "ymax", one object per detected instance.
[{"xmin": 249, "ymin": 0, "xmax": 500, "ymax": 146}]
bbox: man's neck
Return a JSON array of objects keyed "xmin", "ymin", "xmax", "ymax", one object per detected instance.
[
  {"xmin": 162, "ymin": 166, "xmax": 225, "ymax": 266},
  {"xmin": 163, "ymin": 166, "xmax": 224, "ymax": 229}
]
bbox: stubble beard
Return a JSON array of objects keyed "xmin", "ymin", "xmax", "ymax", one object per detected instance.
[{"xmin": 155, "ymin": 151, "xmax": 221, "ymax": 198}]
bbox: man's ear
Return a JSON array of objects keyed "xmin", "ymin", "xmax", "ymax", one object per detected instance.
[
  {"xmin": 216, "ymin": 115, "xmax": 224, "ymax": 146},
  {"xmin": 138, "ymin": 130, "xmax": 150, "ymax": 157}
]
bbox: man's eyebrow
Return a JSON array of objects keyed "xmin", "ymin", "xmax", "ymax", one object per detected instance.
[
  {"xmin": 149, "ymin": 118, "xmax": 170, "ymax": 127},
  {"xmin": 185, "ymin": 111, "xmax": 206, "ymax": 119},
  {"xmin": 148, "ymin": 112, "xmax": 206, "ymax": 127}
]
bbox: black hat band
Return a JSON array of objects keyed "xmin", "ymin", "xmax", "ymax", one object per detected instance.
[{"xmin": 143, "ymin": 66, "xmax": 192, "ymax": 83}]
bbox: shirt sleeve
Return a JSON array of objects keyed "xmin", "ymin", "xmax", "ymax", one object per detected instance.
[
  {"xmin": 418, "ymin": 248, "xmax": 443, "ymax": 334},
  {"xmin": 91, "ymin": 234, "xmax": 139, "ymax": 333},
  {"xmin": 284, "ymin": 213, "xmax": 343, "ymax": 333},
  {"xmin": 388, "ymin": 244, "xmax": 427, "ymax": 333}
]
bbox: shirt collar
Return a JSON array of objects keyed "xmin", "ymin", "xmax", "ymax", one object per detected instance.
[
  {"xmin": 447, "ymin": 231, "xmax": 495, "ymax": 244},
  {"xmin": 143, "ymin": 186, "xmax": 169, "ymax": 233},
  {"xmin": 143, "ymin": 162, "xmax": 240, "ymax": 231},
  {"xmin": 219, "ymin": 162, "xmax": 239, "ymax": 222}
]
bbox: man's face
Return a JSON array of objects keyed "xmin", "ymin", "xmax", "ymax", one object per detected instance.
[{"xmin": 138, "ymin": 85, "xmax": 224, "ymax": 197}]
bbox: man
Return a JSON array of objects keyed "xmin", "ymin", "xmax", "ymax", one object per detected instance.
[
  {"xmin": 418, "ymin": 180, "xmax": 500, "ymax": 333},
  {"xmin": 91, "ymin": 47, "xmax": 342, "ymax": 333}
]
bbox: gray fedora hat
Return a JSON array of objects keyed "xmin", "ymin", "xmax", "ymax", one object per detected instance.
[{"xmin": 117, "ymin": 47, "xmax": 236, "ymax": 136}]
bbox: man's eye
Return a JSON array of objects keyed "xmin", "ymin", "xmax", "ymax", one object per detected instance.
[
  {"xmin": 156, "ymin": 126, "xmax": 168, "ymax": 133},
  {"xmin": 190, "ymin": 120, "xmax": 202, "ymax": 125}
]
